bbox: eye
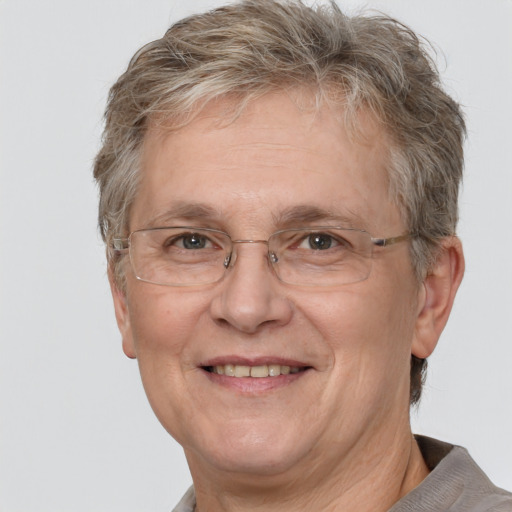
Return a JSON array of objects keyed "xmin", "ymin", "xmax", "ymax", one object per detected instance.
[
  {"xmin": 166, "ymin": 232, "xmax": 213, "ymax": 250},
  {"xmin": 298, "ymin": 233, "xmax": 342, "ymax": 251}
]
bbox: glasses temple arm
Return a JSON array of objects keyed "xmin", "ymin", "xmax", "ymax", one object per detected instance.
[{"xmin": 371, "ymin": 233, "xmax": 416, "ymax": 247}]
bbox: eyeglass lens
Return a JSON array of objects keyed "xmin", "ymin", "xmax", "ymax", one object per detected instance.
[{"xmin": 127, "ymin": 227, "xmax": 374, "ymax": 287}]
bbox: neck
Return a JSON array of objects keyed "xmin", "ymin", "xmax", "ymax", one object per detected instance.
[{"xmin": 188, "ymin": 427, "xmax": 429, "ymax": 512}]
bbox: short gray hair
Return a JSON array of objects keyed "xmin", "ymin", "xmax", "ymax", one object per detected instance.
[{"xmin": 93, "ymin": 0, "xmax": 466, "ymax": 403}]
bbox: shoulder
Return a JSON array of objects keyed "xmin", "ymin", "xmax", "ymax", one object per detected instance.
[
  {"xmin": 390, "ymin": 436, "xmax": 512, "ymax": 512},
  {"xmin": 172, "ymin": 486, "xmax": 196, "ymax": 512}
]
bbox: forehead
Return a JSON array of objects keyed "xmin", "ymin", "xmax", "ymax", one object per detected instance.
[{"xmin": 133, "ymin": 91, "xmax": 402, "ymax": 235}]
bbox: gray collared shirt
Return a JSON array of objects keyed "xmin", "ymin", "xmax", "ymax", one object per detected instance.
[{"xmin": 172, "ymin": 436, "xmax": 512, "ymax": 512}]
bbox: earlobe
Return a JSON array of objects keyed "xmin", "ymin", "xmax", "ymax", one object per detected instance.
[
  {"xmin": 412, "ymin": 237, "xmax": 465, "ymax": 359},
  {"xmin": 108, "ymin": 270, "xmax": 137, "ymax": 359}
]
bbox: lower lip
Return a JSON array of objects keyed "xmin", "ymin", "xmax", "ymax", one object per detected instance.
[{"xmin": 202, "ymin": 369, "xmax": 310, "ymax": 393}]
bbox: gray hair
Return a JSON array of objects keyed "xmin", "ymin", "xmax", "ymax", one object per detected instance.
[{"xmin": 93, "ymin": 0, "xmax": 466, "ymax": 403}]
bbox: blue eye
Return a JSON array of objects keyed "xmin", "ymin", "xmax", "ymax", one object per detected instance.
[
  {"xmin": 297, "ymin": 233, "xmax": 341, "ymax": 251},
  {"xmin": 167, "ymin": 233, "xmax": 213, "ymax": 250},
  {"xmin": 184, "ymin": 234, "xmax": 207, "ymax": 249}
]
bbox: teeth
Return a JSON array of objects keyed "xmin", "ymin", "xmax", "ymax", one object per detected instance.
[
  {"xmin": 250, "ymin": 365, "xmax": 268, "ymax": 378},
  {"xmin": 210, "ymin": 364, "xmax": 303, "ymax": 377},
  {"xmin": 280, "ymin": 365, "xmax": 291, "ymax": 375},
  {"xmin": 268, "ymin": 364, "xmax": 280, "ymax": 377},
  {"xmin": 234, "ymin": 365, "xmax": 251, "ymax": 377}
]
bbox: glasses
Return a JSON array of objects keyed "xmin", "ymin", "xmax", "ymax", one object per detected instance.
[{"xmin": 113, "ymin": 226, "xmax": 414, "ymax": 287}]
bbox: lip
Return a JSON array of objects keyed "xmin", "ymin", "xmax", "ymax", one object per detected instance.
[
  {"xmin": 202, "ymin": 368, "xmax": 311, "ymax": 393},
  {"xmin": 198, "ymin": 355, "xmax": 313, "ymax": 394},
  {"xmin": 199, "ymin": 356, "xmax": 311, "ymax": 368}
]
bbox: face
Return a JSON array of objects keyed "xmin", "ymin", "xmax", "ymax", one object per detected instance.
[{"xmin": 113, "ymin": 91, "xmax": 427, "ymax": 481}]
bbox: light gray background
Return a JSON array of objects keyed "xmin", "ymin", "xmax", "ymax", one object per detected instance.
[{"xmin": 1, "ymin": 0, "xmax": 511, "ymax": 510}]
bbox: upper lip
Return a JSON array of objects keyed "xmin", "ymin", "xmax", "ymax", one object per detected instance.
[{"xmin": 199, "ymin": 355, "xmax": 312, "ymax": 368}]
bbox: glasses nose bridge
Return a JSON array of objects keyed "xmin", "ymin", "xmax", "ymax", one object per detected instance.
[
  {"xmin": 231, "ymin": 238, "xmax": 269, "ymax": 246},
  {"xmin": 224, "ymin": 238, "xmax": 276, "ymax": 270}
]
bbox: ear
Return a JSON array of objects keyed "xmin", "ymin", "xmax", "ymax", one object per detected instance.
[
  {"xmin": 412, "ymin": 236, "xmax": 465, "ymax": 359},
  {"xmin": 108, "ymin": 269, "xmax": 137, "ymax": 359}
]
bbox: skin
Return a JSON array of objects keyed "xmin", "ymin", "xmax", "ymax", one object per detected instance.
[{"xmin": 111, "ymin": 91, "xmax": 464, "ymax": 511}]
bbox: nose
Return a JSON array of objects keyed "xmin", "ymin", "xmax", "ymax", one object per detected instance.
[{"xmin": 209, "ymin": 242, "xmax": 293, "ymax": 334}]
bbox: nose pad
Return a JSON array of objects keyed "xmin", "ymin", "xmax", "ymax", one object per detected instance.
[
  {"xmin": 269, "ymin": 251, "xmax": 279, "ymax": 264},
  {"xmin": 223, "ymin": 248, "xmax": 278, "ymax": 271}
]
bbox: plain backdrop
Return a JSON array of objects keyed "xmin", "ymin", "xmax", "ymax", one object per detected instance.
[{"xmin": 1, "ymin": 0, "xmax": 511, "ymax": 510}]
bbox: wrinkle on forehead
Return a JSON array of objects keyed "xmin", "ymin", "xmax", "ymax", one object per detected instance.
[
  {"xmin": 145, "ymin": 88, "xmax": 388, "ymax": 151},
  {"xmin": 135, "ymin": 91, "xmax": 400, "ymax": 236},
  {"xmin": 141, "ymin": 200, "xmax": 371, "ymax": 235}
]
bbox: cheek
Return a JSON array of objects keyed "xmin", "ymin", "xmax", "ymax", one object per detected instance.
[
  {"xmin": 124, "ymin": 287, "xmax": 212, "ymax": 438},
  {"xmin": 126, "ymin": 285, "xmax": 210, "ymax": 367},
  {"xmin": 301, "ymin": 283, "xmax": 415, "ymax": 342},
  {"xmin": 300, "ymin": 282, "xmax": 418, "ymax": 390}
]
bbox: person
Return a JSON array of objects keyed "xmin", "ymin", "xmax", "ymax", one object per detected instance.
[{"xmin": 93, "ymin": 0, "xmax": 512, "ymax": 510}]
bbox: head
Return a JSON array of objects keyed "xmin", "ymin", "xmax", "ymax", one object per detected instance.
[{"xmin": 94, "ymin": 0, "xmax": 464, "ymax": 449}]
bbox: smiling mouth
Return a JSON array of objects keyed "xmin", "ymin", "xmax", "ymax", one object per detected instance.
[{"xmin": 203, "ymin": 364, "xmax": 309, "ymax": 378}]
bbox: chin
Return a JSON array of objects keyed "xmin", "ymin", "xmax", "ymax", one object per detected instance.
[
  {"xmin": 197, "ymin": 446, "xmax": 307, "ymax": 477},
  {"xmin": 183, "ymin": 417, "xmax": 314, "ymax": 477}
]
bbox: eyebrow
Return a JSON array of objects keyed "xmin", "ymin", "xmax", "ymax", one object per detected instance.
[
  {"xmin": 145, "ymin": 202, "xmax": 368, "ymax": 231},
  {"xmin": 145, "ymin": 202, "xmax": 221, "ymax": 227},
  {"xmin": 274, "ymin": 205, "xmax": 369, "ymax": 230}
]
